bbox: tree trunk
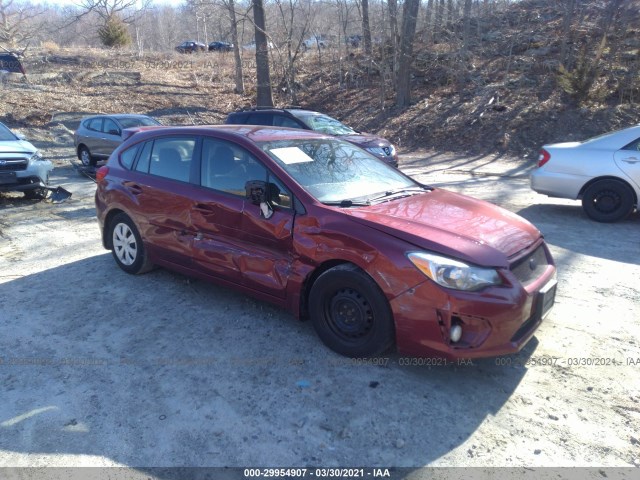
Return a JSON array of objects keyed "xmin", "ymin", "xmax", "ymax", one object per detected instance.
[
  {"xmin": 462, "ymin": 0, "xmax": 472, "ymax": 55},
  {"xmin": 560, "ymin": 0, "xmax": 576, "ymax": 68},
  {"xmin": 395, "ymin": 0, "xmax": 420, "ymax": 107},
  {"xmin": 434, "ymin": 0, "xmax": 444, "ymax": 43},
  {"xmin": 361, "ymin": 0, "xmax": 372, "ymax": 55},
  {"xmin": 228, "ymin": 0, "xmax": 244, "ymax": 94},
  {"xmin": 253, "ymin": 0, "xmax": 273, "ymax": 107},
  {"xmin": 387, "ymin": 0, "xmax": 399, "ymax": 83},
  {"xmin": 424, "ymin": 0, "xmax": 434, "ymax": 43}
]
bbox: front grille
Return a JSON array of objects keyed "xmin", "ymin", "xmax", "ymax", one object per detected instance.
[
  {"xmin": 0, "ymin": 158, "xmax": 28, "ymax": 172},
  {"xmin": 510, "ymin": 244, "xmax": 549, "ymax": 287}
]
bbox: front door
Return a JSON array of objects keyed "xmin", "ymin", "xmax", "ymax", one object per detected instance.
[
  {"xmin": 614, "ymin": 137, "xmax": 640, "ymax": 190},
  {"xmin": 189, "ymin": 137, "xmax": 295, "ymax": 298}
]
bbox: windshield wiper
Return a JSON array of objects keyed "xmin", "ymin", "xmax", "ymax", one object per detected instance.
[
  {"xmin": 367, "ymin": 186, "xmax": 431, "ymax": 204},
  {"xmin": 322, "ymin": 199, "xmax": 371, "ymax": 207}
]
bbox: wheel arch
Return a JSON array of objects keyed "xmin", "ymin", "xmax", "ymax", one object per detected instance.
[
  {"xmin": 578, "ymin": 175, "xmax": 638, "ymax": 206},
  {"xmin": 299, "ymin": 260, "xmax": 369, "ymax": 321},
  {"xmin": 102, "ymin": 208, "xmax": 127, "ymax": 249}
]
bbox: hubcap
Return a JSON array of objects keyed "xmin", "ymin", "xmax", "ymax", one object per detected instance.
[
  {"xmin": 113, "ymin": 223, "xmax": 137, "ymax": 266},
  {"xmin": 327, "ymin": 288, "xmax": 373, "ymax": 340},
  {"xmin": 593, "ymin": 189, "xmax": 620, "ymax": 214}
]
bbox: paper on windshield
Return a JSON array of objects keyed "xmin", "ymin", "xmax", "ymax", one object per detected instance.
[{"xmin": 270, "ymin": 147, "xmax": 314, "ymax": 165}]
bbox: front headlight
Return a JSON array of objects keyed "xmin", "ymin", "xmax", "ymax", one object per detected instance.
[
  {"xmin": 29, "ymin": 151, "xmax": 44, "ymax": 162},
  {"xmin": 407, "ymin": 252, "xmax": 502, "ymax": 291}
]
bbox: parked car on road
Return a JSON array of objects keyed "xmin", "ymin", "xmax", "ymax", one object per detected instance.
[
  {"xmin": 175, "ymin": 41, "xmax": 206, "ymax": 53},
  {"xmin": 0, "ymin": 121, "xmax": 53, "ymax": 199},
  {"xmin": 226, "ymin": 108, "xmax": 399, "ymax": 167},
  {"xmin": 531, "ymin": 125, "xmax": 640, "ymax": 222},
  {"xmin": 74, "ymin": 114, "xmax": 161, "ymax": 166},
  {"xmin": 208, "ymin": 41, "xmax": 233, "ymax": 52},
  {"xmin": 95, "ymin": 125, "xmax": 557, "ymax": 359}
]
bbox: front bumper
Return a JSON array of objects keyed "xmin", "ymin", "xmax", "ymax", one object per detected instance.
[
  {"xmin": 391, "ymin": 243, "xmax": 557, "ymax": 360},
  {"xmin": 0, "ymin": 159, "xmax": 53, "ymax": 192}
]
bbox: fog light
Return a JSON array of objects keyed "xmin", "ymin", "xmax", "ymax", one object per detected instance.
[{"xmin": 450, "ymin": 325, "xmax": 462, "ymax": 343}]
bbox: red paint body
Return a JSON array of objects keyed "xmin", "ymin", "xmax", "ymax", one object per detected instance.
[{"xmin": 96, "ymin": 126, "xmax": 556, "ymax": 359}]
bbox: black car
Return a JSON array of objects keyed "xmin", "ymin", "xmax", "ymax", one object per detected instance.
[
  {"xmin": 0, "ymin": 52, "xmax": 26, "ymax": 75},
  {"xmin": 208, "ymin": 41, "xmax": 233, "ymax": 52},
  {"xmin": 176, "ymin": 41, "xmax": 206, "ymax": 54},
  {"xmin": 225, "ymin": 108, "xmax": 398, "ymax": 167}
]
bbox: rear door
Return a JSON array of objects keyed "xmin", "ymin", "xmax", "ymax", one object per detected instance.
[
  {"xmin": 189, "ymin": 136, "xmax": 295, "ymax": 297},
  {"xmin": 101, "ymin": 118, "xmax": 122, "ymax": 156},
  {"xmin": 614, "ymin": 137, "xmax": 640, "ymax": 189},
  {"xmin": 126, "ymin": 135, "xmax": 199, "ymax": 266}
]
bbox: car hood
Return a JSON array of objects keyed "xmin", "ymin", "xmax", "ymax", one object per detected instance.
[
  {"xmin": 0, "ymin": 140, "xmax": 36, "ymax": 155},
  {"xmin": 341, "ymin": 189, "xmax": 541, "ymax": 268},
  {"xmin": 338, "ymin": 133, "xmax": 392, "ymax": 148}
]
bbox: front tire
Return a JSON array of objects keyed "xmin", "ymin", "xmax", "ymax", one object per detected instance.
[
  {"xmin": 582, "ymin": 179, "xmax": 634, "ymax": 222},
  {"xmin": 24, "ymin": 188, "xmax": 47, "ymax": 200},
  {"xmin": 309, "ymin": 264, "xmax": 395, "ymax": 357},
  {"xmin": 109, "ymin": 213, "xmax": 153, "ymax": 274}
]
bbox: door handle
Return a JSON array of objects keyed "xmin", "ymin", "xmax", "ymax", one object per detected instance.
[
  {"xmin": 123, "ymin": 182, "xmax": 143, "ymax": 195},
  {"xmin": 621, "ymin": 157, "xmax": 639, "ymax": 163},
  {"xmin": 193, "ymin": 203, "xmax": 216, "ymax": 213}
]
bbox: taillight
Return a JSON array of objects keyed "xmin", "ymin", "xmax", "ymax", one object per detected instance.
[
  {"xmin": 96, "ymin": 166, "xmax": 109, "ymax": 182},
  {"xmin": 537, "ymin": 149, "xmax": 550, "ymax": 167}
]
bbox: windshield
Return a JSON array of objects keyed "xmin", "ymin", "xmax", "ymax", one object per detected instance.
[
  {"xmin": 0, "ymin": 123, "xmax": 17, "ymax": 141},
  {"xmin": 116, "ymin": 117, "xmax": 160, "ymax": 128},
  {"xmin": 292, "ymin": 112, "xmax": 357, "ymax": 135},
  {"xmin": 260, "ymin": 138, "xmax": 417, "ymax": 203}
]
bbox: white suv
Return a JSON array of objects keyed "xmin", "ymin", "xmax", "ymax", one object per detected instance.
[{"xmin": 0, "ymin": 122, "xmax": 53, "ymax": 199}]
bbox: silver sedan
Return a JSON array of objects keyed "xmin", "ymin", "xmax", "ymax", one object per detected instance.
[{"xmin": 530, "ymin": 124, "xmax": 640, "ymax": 222}]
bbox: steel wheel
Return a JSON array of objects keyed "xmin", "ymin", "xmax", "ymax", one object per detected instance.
[
  {"xmin": 582, "ymin": 179, "xmax": 634, "ymax": 223},
  {"xmin": 309, "ymin": 264, "xmax": 394, "ymax": 357}
]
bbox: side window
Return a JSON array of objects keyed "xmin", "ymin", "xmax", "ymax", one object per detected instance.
[
  {"xmin": 148, "ymin": 137, "xmax": 196, "ymax": 182},
  {"xmin": 103, "ymin": 118, "xmax": 120, "ymax": 136},
  {"xmin": 273, "ymin": 115, "xmax": 301, "ymax": 129},
  {"xmin": 135, "ymin": 141, "xmax": 153, "ymax": 173},
  {"xmin": 622, "ymin": 138, "xmax": 640, "ymax": 151},
  {"xmin": 246, "ymin": 113, "xmax": 273, "ymax": 126},
  {"xmin": 120, "ymin": 144, "xmax": 140, "ymax": 169},
  {"xmin": 201, "ymin": 138, "xmax": 267, "ymax": 196},
  {"xmin": 87, "ymin": 118, "xmax": 102, "ymax": 132},
  {"xmin": 267, "ymin": 174, "xmax": 293, "ymax": 209}
]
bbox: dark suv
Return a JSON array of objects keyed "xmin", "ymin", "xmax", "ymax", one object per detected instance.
[{"xmin": 225, "ymin": 108, "xmax": 398, "ymax": 167}]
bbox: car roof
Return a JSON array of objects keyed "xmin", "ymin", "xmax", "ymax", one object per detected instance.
[
  {"xmin": 234, "ymin": 108, "xmax": 319, "ymax": 116},
  {"xmin": 126, "ymin": 124, "xmax": 333, "ymax": 144},
  {"xmin": 82, "ymin": 114, "xmax": 152, "ymax": 120}
]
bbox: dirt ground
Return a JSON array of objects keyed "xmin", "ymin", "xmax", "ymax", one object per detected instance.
[{"xmin": 0, "ymin": 125, "xmax": 639, "ymax": 475}]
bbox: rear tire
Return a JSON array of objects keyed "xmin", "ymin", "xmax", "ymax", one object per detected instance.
[
  {"xmin": 78, "ymin": 146, "xmax": 96, "ymax": 167},
  {"xmin": 109, "ymin": 213, "xmax": 154, "ymax": 274},
  {"xmin": 309, "ymin": 264, "xmax": 395, "ymax": 357},
  {"xmin": 582, "ymin": 179, "xmax": 634, "ymax": 223}
]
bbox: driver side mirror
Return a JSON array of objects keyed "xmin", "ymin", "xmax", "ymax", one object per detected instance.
[{"xmin": 245, "ymin": 180, "xmax": 274, "ymax": 219}]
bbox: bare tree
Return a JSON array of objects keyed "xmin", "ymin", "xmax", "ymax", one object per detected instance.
[
  {"xmin": 253, "ymin": 0, "xmax": 273, "ymax": 106},
  {"xmin": 226, "ymin": 0, "xmax": 245, "ymax": 94},
  {"xmin": 75, "ymin": 0, "xmax": 151, "ymax": 23},
  {"xmin": 0, "ymin": 0, "xmax": 46, "ymax": 47},
  {"xmin": 360, "ymin": 0, "xmax": 371, "ymax": 55},
  {"xmin": 395, "ymin": 0, "xmax": 420, "ymax": 107}
]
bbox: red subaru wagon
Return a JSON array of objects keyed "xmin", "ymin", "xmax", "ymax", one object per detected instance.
[{"xmin": 95, "ymin": 125, "xmax": 557, "ymax": 359}]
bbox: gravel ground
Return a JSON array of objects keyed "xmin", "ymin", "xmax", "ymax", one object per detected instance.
[{"xmin": 0, "ymin": 131, "xmax": 639, "ymax": 476}]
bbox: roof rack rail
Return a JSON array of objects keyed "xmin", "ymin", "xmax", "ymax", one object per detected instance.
[{"xmin": 237, "ymin": 105, "xmax": 304, "ymax": 112}]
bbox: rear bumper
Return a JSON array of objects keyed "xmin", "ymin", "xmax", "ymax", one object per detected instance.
[{"xmin": 530, "ymin": 169, "xmax": 589, "ymax": 199}]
